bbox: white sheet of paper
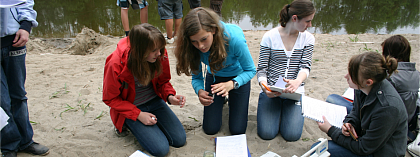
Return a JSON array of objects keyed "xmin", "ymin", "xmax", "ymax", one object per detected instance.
[
  {"xmin": 0, "ymin": 0, "xmax": 27, "ymax": 8},
  {"xmin": 129, "ymin": 150, "xmax": 150, "ymax": 157},
  {"xmin": 302, "ymin": 96, "xmax": 347, "ymax": 128},
  {"xmin": 342, "ymin": 88, "xmax": 354, "ymax": 100},
  {"xmin": 0, "ymin": 107, "xmax": 9, "ymax": 131},
  {"xmin": 274, "ymin": 75, "xmax": 304, "ymax": 94},
  {"xmin": 216, "ymin": 134, "xmax": 248, "ymax": 157}
]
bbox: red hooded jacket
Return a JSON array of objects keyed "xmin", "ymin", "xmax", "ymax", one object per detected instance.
[{"xmin": 102, "ymin": 37, "xmax": 176, "ymax": 132}]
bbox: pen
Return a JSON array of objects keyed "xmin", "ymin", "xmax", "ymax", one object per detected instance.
[
  {"xmin": 261, "ymin": 83, "xmax": 272, "ymax": 92},
  {"xmin": 347, "ymin": 128, "xmax": 358, "ymax": 141}
]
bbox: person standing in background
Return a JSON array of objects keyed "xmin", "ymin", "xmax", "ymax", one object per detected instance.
[
  {"xmin": 117, "ymin": 0, "xmax": 148, "ymax": 36},
  {"xmin": 157, "ymin": 0, "xmax": 183, "ymax": 44},
  {"xmin": 1, "ymin": 1, "xmax": 50, "ymax": 157},
  {"xmin": 210, "ymin": 0, "xmax": 223, "ymax": 17},
  {"xmin": 188, "ymin": 0, "xmax": 201, "ymax": 9}
]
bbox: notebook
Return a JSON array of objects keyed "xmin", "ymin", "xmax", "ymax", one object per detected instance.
[
  {"xmin": 215, "ymin": 134, "xmax": 251, "ymax": 157},
  {"xmin": 301, "ymin": 96, "xmax": 347, "ymax": 128}
]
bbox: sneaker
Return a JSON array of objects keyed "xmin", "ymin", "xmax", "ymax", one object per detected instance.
[
  {"xmin": 114, "ymin": 126, "xmax": 129, "ymax": 137},
  {"xmin": 1, "ymin": 152, "xmax": 17, "ymax": 157},
  {"xmin": 166, "ymin": 37, "xmax": 174, "ymax": 44},
  {"xmin": 21, "ymin": 142, "xmax": 49, "ymax": 156},
  {"xmin": 408, "ymin": 132, "xmax": 420, "ymax": 157}
]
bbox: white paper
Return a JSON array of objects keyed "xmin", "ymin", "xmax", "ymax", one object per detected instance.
[
  {"xmin": 129, "ymin": 150, "xmax": 150, "ymax": 157},
  {"xmin": 0, "ymin": 107, "xmax": 9, "ymax": 131},
  {"xmin": 302, "ymin": 96, "xmax": 347, "ymax": 128},
  {"xmin": 0, "ymin": 0, "xmax": 27, "ymax": 8},
  {"xmin": 268, "ymin": 75, "xmax": 304, "ymax": 101},
  {"xmin": 341, "ymin": 88, "xmax": 354, "ymax": 100},
  {"xmin": 274, "ymin": 75, "xmax": 305, "ymax": 94},
  {"xmin": 216, "ymin": 134, "xmax": 248, "ymax": 157},
  {"xmin": 260, "ymin": 151, "xmax": 281, "ymax": 157}
]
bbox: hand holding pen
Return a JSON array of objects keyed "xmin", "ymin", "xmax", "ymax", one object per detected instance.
[
  {"xmin": 342, "ymin": 123, "xmax": 358, "ymax": 141},
  {"xmin": 260, "ymin": 82, "xmax": 281, "ymax": 98}
]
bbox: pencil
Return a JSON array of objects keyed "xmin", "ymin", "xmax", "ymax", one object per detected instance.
[
  {"xmin": 348, "ymin": 130, "xmax": 358, "ymax": 141},
  {"xmin": 261, "ymin": 83, "xmax": 272, "ymax": 92}
]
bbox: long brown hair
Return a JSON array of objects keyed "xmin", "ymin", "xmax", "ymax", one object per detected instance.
[
  {"xmin": 279, "ymin": 0, "xmax": 315, "ymax": 27},
  {"xmin": 348, "ymin": 52, "xmax": 398, "ymax": 88},
  {"xmin": 127, "ymin": 23, "xmax": 166, "ymax": 85},
  {"xmin": 381, "ymin": 35, "xmax": 411, "ymax": 62},
  {"xmin": 175, "ymin": 7, "xmax": 228, "ymax": 76}
]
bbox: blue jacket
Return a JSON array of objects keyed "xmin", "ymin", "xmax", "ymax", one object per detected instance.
[
  {"xmin": 191, "ymin": 21, "xmax": 256, "ymax": 94},
  {"xmin": 1, "ymin": 0, "xmax": 38, "ymax": 47}
]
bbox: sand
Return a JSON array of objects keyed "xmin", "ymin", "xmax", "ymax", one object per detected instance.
[{"xmin": 11, "ymin": 28, "xmax": 420, "ymax": 157}]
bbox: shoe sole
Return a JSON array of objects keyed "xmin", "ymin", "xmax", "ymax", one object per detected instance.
[{"xmin": 24, "ymin": 150, "xmax": 50, "ymax": 156}]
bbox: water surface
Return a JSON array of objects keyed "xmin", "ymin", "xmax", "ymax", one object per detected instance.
[{"xmin": 32, "ymin": 0, "xmax": 419, "ymax": 38}]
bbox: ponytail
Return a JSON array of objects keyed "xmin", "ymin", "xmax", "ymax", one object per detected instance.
[{"xmin": 278, "ymin": 0, "xmax": 315, "ymax": 27}]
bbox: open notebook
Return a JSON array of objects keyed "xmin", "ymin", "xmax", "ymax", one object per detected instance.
[{"xmin": 302, "ymin": 96, "xmax": 347, "ymax": 128}]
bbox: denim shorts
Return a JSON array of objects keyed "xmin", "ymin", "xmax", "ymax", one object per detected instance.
[
  {"xmin": 158, "ymin": 0, "xmax": 183, "ymax": 20},
  {"xmin": 117, "ymin": 0, "xmax": 148, "ymax": 10}
]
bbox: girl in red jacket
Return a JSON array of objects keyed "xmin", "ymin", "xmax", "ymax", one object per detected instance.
[{"xmin": 102, "ymin": 23, "xmax": 186, "ymax": 157}]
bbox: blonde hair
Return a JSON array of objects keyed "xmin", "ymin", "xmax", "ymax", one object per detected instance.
[
  {"xmin": 175, "ymin": 7, "xmax": 228, "ymax": 76},
  {"xmin": 127, "ymin": 23, "xmax": 166, "ymax": 85}
]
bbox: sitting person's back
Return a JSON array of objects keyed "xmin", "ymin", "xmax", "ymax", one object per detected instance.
[{"xmin": 382, "ymin": 35, "xmax": 420, "ymax": 123}]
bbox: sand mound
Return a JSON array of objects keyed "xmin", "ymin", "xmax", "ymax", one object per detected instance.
[{"xmin": 64, "ymin": 27, "xmax": 112, "ymax": 55}]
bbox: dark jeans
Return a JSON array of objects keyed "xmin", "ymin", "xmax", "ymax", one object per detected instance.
[
  {"xmin": 312, "ymin": 141, "xmax": 373, "ymax": 157},
  {"xmin": 125, "ymin": 97, "xmax": 186, "ymax": 157},
  {"xmin": 187, "ymin": 0, "xmax": 200, "ymax": 9},
  {"xmin": 202, "ymin": 73, "xmax": 251, "ymax": 135},
  {"xmin": 1, "ymin": 46, "xmax": 34, "ymax": 153}
]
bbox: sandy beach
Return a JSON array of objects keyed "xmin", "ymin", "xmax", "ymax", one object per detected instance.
[{"xmin": 11, "ymin": 28, "xmax": 419, "ymax": 157}]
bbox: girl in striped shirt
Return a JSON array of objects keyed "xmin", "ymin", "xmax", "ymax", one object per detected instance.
[{"xmin": 256, "ymin": 0, "xmax": 315, "ymax": 141}]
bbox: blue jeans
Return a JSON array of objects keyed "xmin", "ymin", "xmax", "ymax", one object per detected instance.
[
  {"xmin": 257, "ymin": 92, "xmax": 304, "ymax": 141},
  {"xmin": 311, "ymin": 141, "xmax": 373, "ymax": 157},
  {"xmin": 326, "ymin": 94, "xmax": 353, "ymax": 114},
  {"xmin": 124, "ymin": 97, "xmax": 186, "ymax": 157},
  {"xmin": 202, "ymin": 73, "xmax": 250, "ymax": 135},
  {"xmin": 1, "ymin": 46, "xmax": 34, "ymax": 153}
]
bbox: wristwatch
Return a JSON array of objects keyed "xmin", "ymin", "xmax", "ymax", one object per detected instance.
[{"xmin": 232, "ymin": 80, "xmax": 239, "ymax": 90}]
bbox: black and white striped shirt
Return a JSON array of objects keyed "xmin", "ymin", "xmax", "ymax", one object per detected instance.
[{"xmin": 257, "ymin": 28, "xmax": 315, "ymax": 87}]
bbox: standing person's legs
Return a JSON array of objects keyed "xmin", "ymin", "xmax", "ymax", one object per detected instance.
[
  {"xmin": 139, "ymin": 0, "xmax": 149, "ymax": 23},
  {"xmin": 1, "ymin": 46, "xmax": 33, "ymax": 153},
  {"xmin": 227, "ymin": 81, "xmax": 250, "ymax": 135},
  {"xmin": 210, "ymin": 0, "xmax": 223, "ymax": 17},
  {"xmin": 125, "ymin": 97, "xmax": 186, "ymax": 157},
  {"xmin": 164, "ymin": 19, "xmax": 173, "ymax": 39},
  {"xmin": 279, "ymin": 98, "xmax": 304, "ymax": 141},
  {"xmin": 202, "ymin": 73, "xmax": 225, "ymax": 135},
  {"xmin": 257, "ymin": 93, "xmax": 281, "ymax": 140},
  {"xmin": 187, "ymin": 0, "xmax": 201, "ymax": 9},
  {"xmin": 172, "ymin": 0, "xmax": 183, "ymax": 38},
  {"xmin": 117, "ymin": 0, "xmax": 131, "ymax": 36},
  {"xmin": 326, "ymin": 94, "xmax": 353, "ymax": 114},
  {"xmin": 158, "ymin": 0, "xmax": 175, "ymax": 41},
  {"xmin": 120, "ymin": 8, "xmax": 130, "ymax": 32}
]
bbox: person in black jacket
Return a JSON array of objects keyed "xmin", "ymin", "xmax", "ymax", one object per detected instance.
[{"xmin": 314, "ymin": 52, "xmax": 407, "ymax": 157}]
